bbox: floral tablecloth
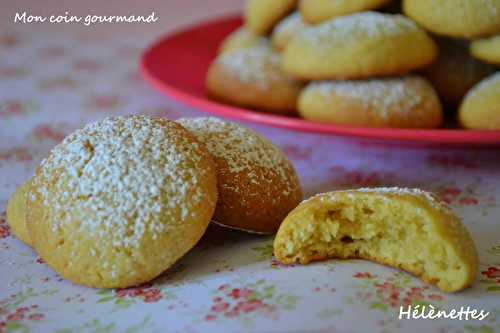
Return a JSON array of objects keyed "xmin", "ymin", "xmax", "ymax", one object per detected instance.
[{"xmin": 1, "ymin": 1, "xmax": 500, "ymax": 333}]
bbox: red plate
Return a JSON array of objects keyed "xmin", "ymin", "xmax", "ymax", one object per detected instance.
[{"xmin": 140, "ymin": 15, "xmax": 500, "ymax": 147}]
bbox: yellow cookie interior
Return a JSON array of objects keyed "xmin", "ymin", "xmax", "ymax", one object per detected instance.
[
  {"xmin": 274, "ymin": 188, "xmax": 478, "ymax": 292},
  {"xmin": 6, "ymin": 179, "xmax": 32, "ymax": 246}
]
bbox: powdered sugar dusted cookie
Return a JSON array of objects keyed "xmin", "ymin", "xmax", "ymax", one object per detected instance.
[
  {"xmin": 283, "ymin": 12, "xmax": 437, "ymax": 80},
  {"xmin": 299, "ymin": 0, "xmax": 392, "ymax": 24},
  {"xmin": 27, "ymin": 116, "xmax": 218, "ymax": 288},
  {"xmin": 471, "ymin": 33, "xmax": 500, "ymax": 65},
  {"xmin": 219, "ymin": 27, "xmax": 269, "ymax": 54},
  {"xmin": 7, "ymin": 179, "xmax": 32, "ymax": 246},
  {"xmin": 245, "ymin": 0, "xmax": 297, "ymax": 35},
  {"xmin": 272, "ymin": 12, "xmax": 307, "ymax": 51},
  {"xmin": 206, "ymin": 45, "xmax": 303, "ymax": 114},
  {"xmin": 178, "ymin": 117, "xmax": 302, "ymax": 234},
  {"xmin": 298, "ymin": 76, "xmax": 443, "ymax": 128},
  {"xmin": 274, "ymin": 187, "xmax": 479, "ymax": 292}
]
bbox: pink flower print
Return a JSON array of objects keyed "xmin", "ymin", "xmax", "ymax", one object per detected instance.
[
  {"xmin": 211, "ymin": 302, "xmax": 229, "ymax": 313},
  {"xmin": 353, "ymin": 272, "xmax": 376, "ymax": 279},
  {"xmin": 38, "ymin": 46, "xmax": 66, "ymax": 59},
  {"xmin": 0, "ymin": 34, "xmax": 19, "ymax": 48},
  {"xmin": 87, "ymin": 94, "xmax": 123, "ymax": 110},
  {"xmin": 282, "ymin": 145, "xmax": 311, "ymax": 161},
  {"xmin": 0, "ymin": 67, "xmax": 26, "ymax": 79},
  {"xmin": 73, "ymin": 59, "xmax": 101, "ymax": 72},
  {"xmin": 31, "ymin": 125, "xmax": 66, "ymax": 142},
  {"xmin": 482, "ymin": 267, "xmax": 500, "ymax": 280},
  {"xmin": 0, "ymin": 100, "xmax": 24, "ymax": 117},
  {"xmin": 459, "ymin": 197, "xmax": 478, "ymax": 206},
  {"xmin": 204, "ymin": 314, "xmax": 217, "ymax": 321}
]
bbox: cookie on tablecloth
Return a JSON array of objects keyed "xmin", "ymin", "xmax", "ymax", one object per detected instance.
[
  {"xmin": 274, "ymin": 187, "xmax": 479, "ymax": 292},
  {"xmin": 27, "ymin": 116, "xmax": 218, "ymax": 288},
  {"xmin": 283, "ymin": 12, "xmax": 437, "ymax": 80},
  {"xmin": 7, "ymin": 179, "xmax": 32, "ymax": 246},
  {"xmin": 178, "ymin": 117, "xmax": 303, "ymax": 234},
  {"xmin": 272, "ymin": 12, "xmax": 308, "ymax": 51},
  {"xmin": 245, "ymin": 0, "xmax": 297, "ymax": 35}
]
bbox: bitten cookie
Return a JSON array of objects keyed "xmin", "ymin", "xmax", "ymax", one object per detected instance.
[
  {"xmin": 219, "ymin": 27, "xmax": 269, "ymax": 54},
  {"xmin": 403, "ymin": 0, "xmax": 500, "ymax": 39},
  {"xmin": 470, "ymin": 34, "xmax": 500, "ymax": 65},
  {"xmin": 6, "ymin": 180, "xmax": 32, "ymax": 246},
  {"xmin": 422, "ymin": 39, "xmax": 497, "ymax": 106},
  {"xmin": 459, "ymin": 72, "xmax": 500, "ymax": 129},
  {"xmin": 298, "ymin": 76, "xmax": 443, "ymax": 128},
  {"xmin": 272, "ymin": 12, "xmax": 307, "ymax": 51},
  {"xmin": 299, "ymin": 0, "xmax": 392, "ymax": 24},
  {"xmin": 27, "ymin": 116, "xmax": 218, "ymax": 288},
  {"xmin": 177, "ymin": 117, "xmax": 303, "ymax": 234},
  {"xmin": 274, "ymin": 188, "xmax": 479, "ymax": 292},
  {"xmin": 206, "ymin": 45, "xmax": 303, "ymax": 114},
  {"xmin": 245, "ymin": 0, "xmax": 297, "ymax": 35},
  {"xmin": 283, "ymin": 12, "xmax": 437, "ymax": 80}
]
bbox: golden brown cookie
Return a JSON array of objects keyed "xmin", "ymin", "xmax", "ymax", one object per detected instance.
[
  {"xmin": 274, "ymin": 188, "xmax": 479, "ymax": 292},
  {"xmin": 422, "ymin": 39, "xmax": 497, "ymax": 106},
  {"xmin": 177, "ymin": 117, "xmax": 303, "ymax": 234},
  {"xmin": 470, "ymin": 33, "xmax": 500, "ymax": 65},
  {"xmin": 298, "ymin": 76, "xmax": 443, "ymax": 128},
  {"xmin": 403, "ymin": 0, "xmax": 500, "ymax": 39},
  {"xmin": 27, "ymin": 116, "xmax": 218, "ymax": 288},
  {"xmin": 219, "ymin": 27, "xmax": 269, "ymax": 54},
  {"xmin": 245, "ymin": 0, "xmax": 297, "ymax": 35},
  {"xmin": 283, "ymin": 12, "xmax": 437, "ymax": 80},
  {"xmin": 459, "ymin": 72, "xmax": 500, "ymax": 129},
  {"xmin": 299, "ymin": 0, "xmax": 392, "ymax": 24},
  {"xmin": 206, "ymin": 45, "xmax": 303, "ymax": 114},
  {"xmin": 6, "ymin": 179, "xmax": 32, "ymax": 246},
  {"xmin": 271, "ymin": 12, "xmax": 307, "ymax": 51}
]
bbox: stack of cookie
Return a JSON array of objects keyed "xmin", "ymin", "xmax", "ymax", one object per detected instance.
[
  {"xmin": 7, "ymin": 116, "xmax": 302, "ymax": 288},
  {"xmin": 206, "ymin": 0, "xmax": 500, "ymax": 130}
]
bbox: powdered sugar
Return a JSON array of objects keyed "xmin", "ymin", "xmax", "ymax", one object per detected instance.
[
  {"xmin": 308, "ymin": 76, "xmax": 428, "ymax": 119},
  {"xmin": 33, "ymin": 116, "xmax": 209, "ymax": 249},
  {"xmin": 300, "ymin": 12, "xmax": 418, "ymax": 46},
  {"xmin": 216, "ymin": 46, "xmax": 284, "ymax": 89}
]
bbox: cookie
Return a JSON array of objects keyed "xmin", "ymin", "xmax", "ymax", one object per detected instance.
[
  {"xmin": 274, "ymin": 188, "xmax": 479, "ymax": 292},
  {"xmin": 27, "ymin": 116, "xmax": 218, "ymax": 288},
  {"xmin": 177, "ymin": 117, "xmax": 303, "ymax": 234},
  {"xmin": 299, "ymin": 0, "xmax": 392, "ymax": 24},
  {"xmin": 206, "ymin": 45, "xmax": 303, "ymax": 114},
  {"xmin": 283, "ymin": 12, "xmax": 437, "ymax": 80},
  {"xmin": 459, "ymin": 72, "xmax": 500, "ymax": 129},
  {"xmin": 298, "ymin": 76, "xmax": 443, "ymax": 128},
  {"xmin": 271, "ymin": 12, "xmax": 307, "ymax": 51},
  {"xmin": 403, "ymin": 0, "xmax": 500, "ymax": 39},
  {"xmin": 245, "ymin": 0, "xmax": 297, "ymax": 35},
  {"xmin": 6, "ymin": 179, "xmax": 32, "ymax": 246},
  {"xmin": 219, "ymin": 27, "xmax": 269, "ymax": 54},
  {"xmin": 470, "ymin": 33, "xmax": 500, "ymax": 65},
  {"xmin": 422, "ymin": 39, "xmax": 497, "ymax": 106}
]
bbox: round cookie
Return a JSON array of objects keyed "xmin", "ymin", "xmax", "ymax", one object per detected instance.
[
  {"xmin": 470, "ymin": 33, "xmax": 500, "ymax": 65},
  {"xmin": 177, "ymin": 117, "xmax": 303, "ymax": 234},
  {"xmin": 219, "ymin": 27, "xmax": 269, "ymax": 54},
  {"xmin": 206, "ymin": 45, "xmax": 303, "ymax": 114},
  {"xmin": 459, "ymin": 72, "xmax": 500, "ymax": 129},
  {"xmin": 274, "ymin": 188, "xmax": 479, "ymax": 292},
  {"xmin": 298, "ymin": 76, "xmax": 443, "ymax": 128},
  {"xmin": 6, "ymin": 179, "xmax": 32, "ymax": 246},
  {"xmin": 27, "ymin": 116, "xmax": 218, "ymax": 288},
  {"xmin": 283, "ymin": 12, "xmax": 438, "ymax": 80},
  {"xmin": 422, "ymin": 39, "xmax": 497, "ymax": 106},
  {"xmin": 403, "ymin": 0, "xmax": 500, "ymax": 39},
  {"xmin": 245, "ymin": 0, "xmax": 297, "ymax": 35},
  {"xmin": 272, "ymin": 12, "xmax": 308, "ymax": 51},
  {"xmin": 299, "ymin": 0, "xmax": 392, "ymax": 24}
]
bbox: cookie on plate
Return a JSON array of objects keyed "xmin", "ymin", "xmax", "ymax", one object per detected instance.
[
  {"xmin": 283, "ymin": 12, "xmax": 437, "ymax": 80},
  {"xmin": 299, "ymin": 0, "xmax": 392, "ymax": 24},
  {"xmin": 7, "ymin": 179, "xmax": 32, "ymax": 246},
  {"xmin": 245, "ymin": 0, "xmax": 297, "ymax": 35},
  {"xmin": 298, "ymin": 76, "xmax": 443, "ymax": 128},
  {"xmin": 403, "ymin": 0, "xmax": 500, "ymax": 39},
  {"xmin": 422, "ymin": 39, "xmax": 497, "ymax": 106},
  {"xmin": 219, "ymin": 27, "xmax": 269, "ymax": 54},
  {"xmin": 178, "ymin": 117, "xmax": 303, "ymax": 234},
  {"xmin": 206, "ymin": 45, "xmax": 303, "ymax": 114},
  {"xmin": 274, "ymin": 188, "xmax": 479, "ymax": 292},
  {"xmin": 272, "ymin": 12, "xmax": 307, "ymax": 51},
  {"xmin": 459, "ymin": 72, "xmax": 500, "ymax": 129},
  {"xmin": 470, "ymin": 33, "xmax": 500, "ymax": 65},
  {"xmin": 27, "ymin": 116, "xmax": 218, "ymax": 288}
]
